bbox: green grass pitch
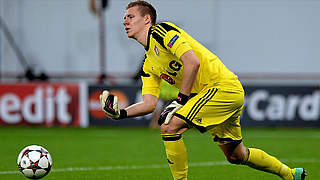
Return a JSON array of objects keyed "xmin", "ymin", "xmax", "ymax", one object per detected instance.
[{"xmin": 0, "ymin": 126, "xmax": 319, "ymax": 179}]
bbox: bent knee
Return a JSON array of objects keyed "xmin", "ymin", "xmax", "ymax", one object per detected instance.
[
  {"xmin": 160, "ymin": 117, "xmax": 187, "ymax": 134},
  {"xmin": 226, "ymin": 155, "xmax": 245, "ymax": 165},
  {"xmin": 160, "ymin": 124, "xmax": 179, "ymax": 134}
]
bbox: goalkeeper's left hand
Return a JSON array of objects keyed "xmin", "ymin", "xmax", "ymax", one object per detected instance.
[
  {"xmin": 158, "ymin": 92, "xmax": 189, "ymax": 125},
  {"xmin": 99, "ymin": 90, "xmax": 127, "ymax": 119}
]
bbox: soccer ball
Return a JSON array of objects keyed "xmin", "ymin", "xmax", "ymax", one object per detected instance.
[{"xmin": 17, "ymin": 145, "xmax": 52, "ymax": 179}]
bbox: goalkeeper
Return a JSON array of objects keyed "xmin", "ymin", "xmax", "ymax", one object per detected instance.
[{"xmin": 100, "ymin": 1, "xmax": 306, "ymax": 180}]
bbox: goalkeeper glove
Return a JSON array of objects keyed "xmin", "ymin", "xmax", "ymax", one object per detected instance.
[
  {"xmin": 158, "ymin": 92, "xmax": 189, "ymax": 125},
  {"xmin": 99, "ymin": 90, "xmax": 127, "ymax": 119}
]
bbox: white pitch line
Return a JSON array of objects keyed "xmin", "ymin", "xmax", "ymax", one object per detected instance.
[
  {"xmin": 0, "ymin": 161, "xmax": 229, "ymax": 175},
  {"xmin": 52, "ymin": 161, "xmax": 231, "ymax": 173},
  {"xmin": 0, "ymin": 158, "xmax": 316, "ymax": 175}
]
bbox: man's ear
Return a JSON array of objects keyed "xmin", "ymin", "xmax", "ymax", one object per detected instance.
[{"xmin": 144, "ymin": 14, "xmax": 151, "ymax": 25}]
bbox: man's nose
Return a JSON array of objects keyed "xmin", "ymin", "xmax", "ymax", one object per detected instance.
[{"xmin": 123, "ymin": 19, "xmax": 128, "ymax": 25}]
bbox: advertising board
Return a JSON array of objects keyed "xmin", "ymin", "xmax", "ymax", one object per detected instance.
[
  {"xmin": 242, "ymin": 85, "xmax": 320, "ymax": 127},
  {"xmin": 0, "ymin": 83, "xmax": 87, "ymax": 127}
]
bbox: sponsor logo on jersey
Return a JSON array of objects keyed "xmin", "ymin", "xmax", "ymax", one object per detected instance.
[
  {"xmin": 160, "ymin": 74, "xmax": 175, "ymax": 85},
  {"xmin": 154, "ymin": 45, "xmax": 159, "ymax": 56},
  {"xmin": 167, "ymin": 35, "xmax": 179, "ymax": 48}
]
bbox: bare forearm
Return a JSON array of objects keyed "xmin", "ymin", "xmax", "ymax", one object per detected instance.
[
  {"xmin": 124, "ymin": 94, "xmax": 158, "ymax": 117},
  {"xmin": 180, "ymin": 50, "xmax": 200, "ymax": 96},
  {"xmin": 180, "ymin": 63, "xmax": 198, "ymax": 95},
  {"xmin": 125, "ymin": 102, "xmax": 154, "ymax": 117}
]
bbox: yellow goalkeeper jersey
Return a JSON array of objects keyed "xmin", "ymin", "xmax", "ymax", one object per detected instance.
[{"xmin": 141, "ymin": 22, "xmax": 243, "ymax": 98}]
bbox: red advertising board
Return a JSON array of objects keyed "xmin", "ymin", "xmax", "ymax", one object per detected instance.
[{"xmin": 0, "ymin": 83, "xmax": 86, "ymax": 127}]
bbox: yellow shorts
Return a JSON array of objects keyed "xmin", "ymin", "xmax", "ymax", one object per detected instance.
[{"xmin": 175, "ymin": 86, "xmax": 244, "ymax": 144}]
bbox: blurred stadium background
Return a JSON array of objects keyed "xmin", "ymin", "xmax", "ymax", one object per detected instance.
[{"xmin": 0, "ymin": 0, "xmax": 319, "ymax": 179}]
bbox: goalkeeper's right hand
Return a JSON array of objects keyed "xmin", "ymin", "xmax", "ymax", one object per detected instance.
[{"xmin": 99, "ymin": 90, "xmax": 127, "ymax": 119}]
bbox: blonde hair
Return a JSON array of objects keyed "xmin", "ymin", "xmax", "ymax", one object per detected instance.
[{"xmin": 126, "ymin": 1, "xmax": 157, "ymax": 25}]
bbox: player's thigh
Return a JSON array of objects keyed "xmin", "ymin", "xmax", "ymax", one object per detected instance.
[
  {"xmin": 175, "ymin": 87, "xmax": 244, "ymax": 133},
  {"xmin": 207, "ymin": 107, "xmax": 243, "ymax": 145}
]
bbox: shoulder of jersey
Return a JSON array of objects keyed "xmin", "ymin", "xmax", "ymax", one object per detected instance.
[{"xmin": 151, "ymin": 22, "xmax": 181, "ymax": 49}]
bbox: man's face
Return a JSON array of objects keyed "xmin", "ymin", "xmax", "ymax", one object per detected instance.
[{"xmin": 123, "ymin": 6, "xmax": 147, "ymax": 39}]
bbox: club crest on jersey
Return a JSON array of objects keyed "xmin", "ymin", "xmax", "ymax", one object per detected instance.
[
  {"xmin": 160, "ymin": 74, "xmax": 175, "ymax": 85},
  {"xmin": 154, "ymin": 45, "xmax": 159, "ymax": 56},
  {"xmin": 167, "ymin": 35, "xmax": 179, "ymax": 48}
]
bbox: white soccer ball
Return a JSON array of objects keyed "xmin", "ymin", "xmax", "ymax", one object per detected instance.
[{"xmin": 17, "ymin": 145, "xmax": 52, "ymax": 179}]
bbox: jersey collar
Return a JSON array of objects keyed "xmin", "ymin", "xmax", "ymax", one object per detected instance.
[{"xmin": 145, "ymin": 26, "xmax": 153, "ymax": 51}]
